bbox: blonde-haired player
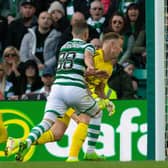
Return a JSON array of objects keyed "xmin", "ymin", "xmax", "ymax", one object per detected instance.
[{"xmin": 5, "ymin": 32, "xmax": 122, "ymax": 162}]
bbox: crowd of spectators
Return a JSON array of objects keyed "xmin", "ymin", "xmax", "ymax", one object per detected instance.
[{"xmin": 0, "ymin": 0, "xmax": 146, "ymax": 100}]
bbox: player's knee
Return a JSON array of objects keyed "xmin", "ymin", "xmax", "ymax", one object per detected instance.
[
  {"xmin": 51, "ymin": 121, "xmax": 67, "ymax": 141},
  {"xmin": 78, "ymin": 113, "xmax": 90, "ymax": 124},
  {"xmin": 54, "ymin": 132, "xmax": 63, "ymax": 140}
]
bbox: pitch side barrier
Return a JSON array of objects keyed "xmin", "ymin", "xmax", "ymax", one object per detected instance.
[{"xmin": 0, "ymin": 100, "xmax": 147, "ymax": 161}]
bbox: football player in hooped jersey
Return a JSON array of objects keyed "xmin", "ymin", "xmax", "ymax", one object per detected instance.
[
  {"xmin": 6, "ymin": 32, "xmax": 122, "ymax": 162},
  {"xmin": 15, "ymin": 21, "xmax": 101, "ymax": 162}
]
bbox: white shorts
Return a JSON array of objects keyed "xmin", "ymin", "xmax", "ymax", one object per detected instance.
[{"xmin": 44, "ymin": 85, "xmax": 99, "ymax": 120}]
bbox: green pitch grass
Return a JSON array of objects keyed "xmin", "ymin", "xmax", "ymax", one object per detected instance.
[{"xmin": 0, "ymin": 161, "xmax": 168, "ymax": 168}]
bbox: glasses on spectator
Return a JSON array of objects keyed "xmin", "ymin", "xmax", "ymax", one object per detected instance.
[
  {"xmin": 112, "ymin": 20, "xmax": 123, "ymax": 25},
  {"xmin": 5, "ymin": 53, "xmax": 17, "ymax": 58},
  {"xmin": 91, "ymin": 7, "xmax": 103, "ymax": 11}
]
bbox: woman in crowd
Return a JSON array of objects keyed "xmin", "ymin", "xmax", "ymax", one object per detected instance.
[
  {"xmin": 0, "ymin": 62, "xmax": 14, "ymax": 100},
  {"xmin": 104, "ymin": 11, "xmax": 134, "ymax": 64},
  {"xmin": 14, "ymin": 59, "xmax": 43, "ymax": 99},
  {"xmin": 2, "ymin": 46, "xmax": 24, "ymax": 85},
  {"xmin": 124, "ymin": 3, "xmax": 145, "ymax": 68}
]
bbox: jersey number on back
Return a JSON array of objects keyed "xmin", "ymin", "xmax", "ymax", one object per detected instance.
[{"xmin": 57, "ymin": 52, "xmax": 76, "ymax": 70}]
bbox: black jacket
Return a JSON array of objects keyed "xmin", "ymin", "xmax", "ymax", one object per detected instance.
[
  {"xmin": 108, "ymin": 63, "xmax": 135, "ymax": 99},
  {"xmin": 7, "ymin": 17, "xmax": 37, "ymax": 49}
]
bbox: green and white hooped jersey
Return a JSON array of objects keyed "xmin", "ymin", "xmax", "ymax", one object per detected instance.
[{"xmin": 54, "ymin": 39, "xmax": 95, "ymax": 89}]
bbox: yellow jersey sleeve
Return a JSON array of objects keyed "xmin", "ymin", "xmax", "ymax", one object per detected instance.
[{"xmin": 87, "ymin": 49, "xmax": 113, "ymax": 89}]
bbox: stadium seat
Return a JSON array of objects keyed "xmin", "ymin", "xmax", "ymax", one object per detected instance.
[{"xmin": 133, "ymin": 69, "xmax": 147, "ymax": 99}]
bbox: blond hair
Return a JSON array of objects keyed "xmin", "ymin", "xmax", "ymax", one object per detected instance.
[
  {"xmin": 102, "ymin": 32, "xmax": 122, "ymax": 42},
  {"xmin": 0, "ymin": 63, "xmax": 7, "ymax": 97},
  {"xmin": 3, "ymin": 46, "xmax": 20, "ymax": 65}
]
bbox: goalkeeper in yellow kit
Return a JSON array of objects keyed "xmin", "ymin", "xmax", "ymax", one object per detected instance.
[{"xmin": 5, "ymin": 32, "xmax": 123, "ymax": 161}]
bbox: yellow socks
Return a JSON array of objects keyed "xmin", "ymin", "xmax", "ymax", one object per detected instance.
[
  {"xmin": 0, "ymin": 114, "xmax": 8, "ymax": 143},
  {"xmin": 69, "ymin": 123, "xmax": 88, "ymax": 158},
  {"xmin": 35, "ymin": 130, "xmax": 55, "ymax": 145}
]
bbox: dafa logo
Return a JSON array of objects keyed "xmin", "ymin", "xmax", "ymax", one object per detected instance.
[
  {"xmin": 0, "ymin": 100, "xmax": 147, "ymax": 161},
  {"xmin": 45, "ymin": 107, "xmax": 147, "ymax": 161}
]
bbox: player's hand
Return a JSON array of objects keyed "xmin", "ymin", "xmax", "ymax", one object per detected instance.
[
  {"xmin": 96, "ymin": 98, "xmax": 106, "ymax": 109},
  {"xmin": 104, "ymin": 99, "xmax": 115, "ymax": 116},
  {"xmin": 96, "ymin": 98, "xmax": 115, "ymax": 116},
  {"xmin": 85, "ymin": 66, "xmax": 95, "ymax": 76},
  {"xmin": 94, "ymin": 70, "xmax": 109, "ymax": 78}
]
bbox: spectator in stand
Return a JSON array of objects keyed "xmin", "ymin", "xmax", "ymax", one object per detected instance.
[
  {"xmin": 7, "ymin": 0, "xmax": 37, "ymax": 49},
  {"xmin": 124, "ymin": 3, "xmax": 145, "ymax": 67},
  {"xmin": 107, "ymin": 52, "xmax": 135, "ymax": 99},
  {"xmin": 2, "ymin": 46, "xmax": 24, "ymax": 91},
  {"xmin": 48, "ymin": 1, "xmax": 70, "ymax": 33},
  {"xmin": 103, "ymin": 12, "xmax": 134, "ymax": 64},
  {"xmin": 124, "ymin": 3, "xmax": 144, "ymax": 38},
  {"xmin": 0, "ymin": 62, "xmax": 14, "ymax": 100},
  {"xmin": 57, "ymin": 11, "xmax": 99, "ymax": 52},
  {"xmin": 131, "ymin": 30, "xmax": 146, "ymax": 68},
  {"xmin": 0, "ymin": 0, "xmax": 22, "ymax": 24},
  {"xmin": 122, "ymin": 59, "xmax": 138, "ymax": 98},
  {"xmin": 36, "ymin": 66, "xmax": 55, "ymax": 99},
  {"xmin": 12, "ymin": 59, "xmax": 43, "ymax": 100},
  {"xmin": 0, "ymin": 15, "xmax": 8, "ymax": 59},
  {"xmin": 20, "ymin": 11, "xmax": 61, "ymax": 71},
  {"xmin": 87, "ymin": 0, "xmax": 106, "ymax": 36}
]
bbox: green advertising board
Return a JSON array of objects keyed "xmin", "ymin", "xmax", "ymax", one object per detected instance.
[{"xmin": 0, "ymin": 100, "xmax": 147, "ymax": 161}]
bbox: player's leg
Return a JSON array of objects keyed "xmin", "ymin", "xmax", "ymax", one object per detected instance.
[
  {"xmin": 15, "ymin": 85, "xmax": 64, "ymax": 161},
  {"xmin": 67, "ymin": 113, "xmax": 90, "ymax": 162},
  {"xmin": 0, "ymin": 113, "xmax": 8, "ymax": 143},
  {"xmin": 84, "ymin": 110, "xmax": 105, "ymax": 160},
  {"xmin": 4, "ymin": 112, "xmax": 70, "ymax": 157},
  {"xmin": 15, "ymin": 112, "xmax": 56, "ymax": 161},
  {"xmin": 66, "ymin": 87, "xmax": 100, "ymax": 162},
  {"xmin": 36, "ymin": 108, "xmax": 74, "ymax": 144},
  {"xmin": 5, "ymin": 108, "xmax": 74, "ymax": 157}
]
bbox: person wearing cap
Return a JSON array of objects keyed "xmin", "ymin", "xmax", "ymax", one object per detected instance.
[
  {"xmin": 20, "ymin": 11, "xmax": 61, "ymax": 70},
  {"xmin": 37, "ymin": 66, "xmax": 55, "ymax": 98},
  {"xmin": 6, "ymin": 0, "xmax": 37, "ymax": 49},
  {"xmin": 122, "ymin": 59, "xmax": 139, "ymax": 98}
]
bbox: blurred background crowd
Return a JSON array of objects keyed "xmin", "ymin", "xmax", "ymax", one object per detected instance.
[{"xmin": 0, "ymin": 0, "xmax": 146, "ymax": 101}]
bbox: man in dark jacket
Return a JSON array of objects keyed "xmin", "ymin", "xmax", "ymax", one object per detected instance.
[
  {"xmin": 108, "ymin": 63, "xmax": 136, "ymax": 99},
  {"xmin": 7, "ymin": 0, "xmax": 37, "ymax": 49}
]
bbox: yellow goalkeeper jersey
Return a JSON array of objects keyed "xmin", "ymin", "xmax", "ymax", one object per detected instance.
[{"xmin": 88, "ymin": 49, "xmax": 113, "ymax": 88}]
